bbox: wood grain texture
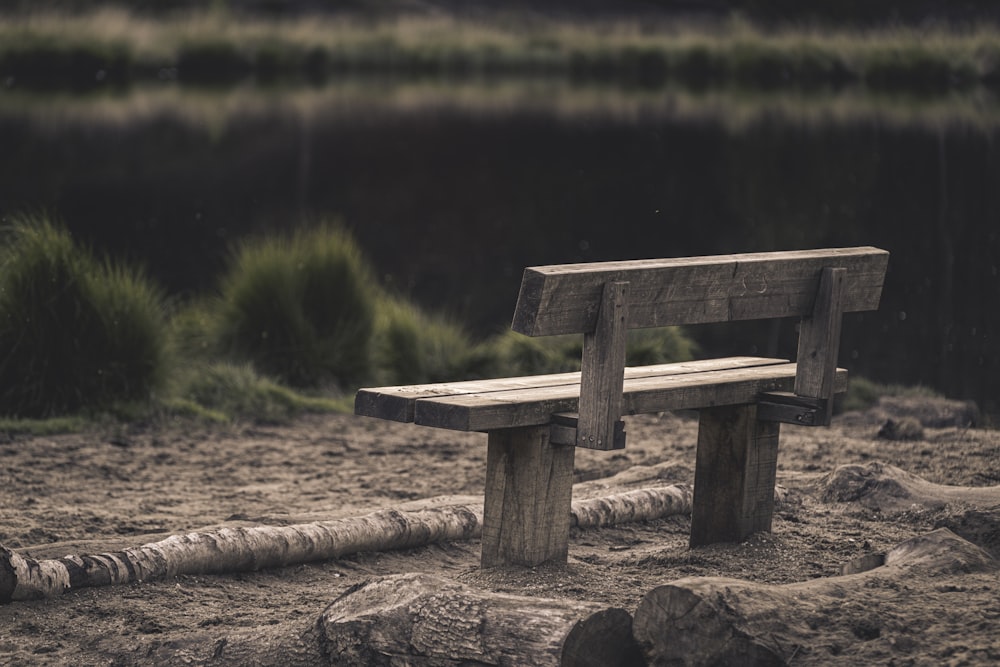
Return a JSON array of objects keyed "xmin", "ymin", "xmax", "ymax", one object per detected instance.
[
  {"xmin": 634, "ymin": 529, "xmax": 997, "ymax": 666},
  {"xmin": 321, "ymin": 572, "xmax": 643, "ymax": 666},
  {"xmin": 481, "ymin": 426, "xmax": 575, "ymax": 568},
  {"xmin": 577, "ymin": 281, "xmax": 629, "ymax": 450},
  {"xmin": 512, "ymin": 247, "xmax": 888, "ymax": 336},
  {"xmin": 795, "ymin": 266, "xmax": 847, "ymax": 426},
  {"xmin": 355, "ymin": 357, "xmax": 789, "ymax": 423},
  {"xmin": 690, "ymin": 404, "xmax": 781, "ymax": 547},
  {"xmin": 412, "ymin": 363, "xmax": 847, "ymax": 432}
]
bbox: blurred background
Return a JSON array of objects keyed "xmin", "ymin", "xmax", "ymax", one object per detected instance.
[{"xmin": 1, "ymin": 0, "xmax": 998, "ymax": 420}]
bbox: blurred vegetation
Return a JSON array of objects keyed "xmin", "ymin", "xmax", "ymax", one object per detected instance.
[
  {"xmin": 0, "ymin": 215, "xmax": 169, "ymax": 418},
  {"xmin": 0, "ymin": 10, "xmax": 998, "ymax": 95},
  {"xmin": 214, "ymin": 224, "xmax": 377, "ymax": 389},
  {"xmin": 0, "ymin": 0, "xmax": 997, "ymax": 26},
  {"xmin": 1, "ymin": 215, "xmax": 976, "ymax": 434},
  {"xmin": 0, "ymin": 214, "xmax": 698, "ymax": 432},
  {"xmin": 840, "ymin": 376, "xmax": 943, "ymax": 413}
]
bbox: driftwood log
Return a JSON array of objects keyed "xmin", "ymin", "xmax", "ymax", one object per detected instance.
[
  {"xmin": 143, "ymin": 573, "xmax": 642, "ymax": 666},
  {"xmin": 320, "ymin": 572, "xmax": 642, "ymax": 667},
  {"xmin": 143, "ymin": 620, "xmax": 327, "ymax": 667},
  {"xmin": 818, "ymin": 461, "xmax": 1000, "ymax": 512},
  {"xmin": 0, "ymin": 484, "xmax": 693, "ymax": 603},
  {"xmin": 632, "ymin": 528, "xmax": 997, "ymax": 666},
  {"xmin": 818, "ymin": 461, "xmax": 1000, "ymax": 558}
]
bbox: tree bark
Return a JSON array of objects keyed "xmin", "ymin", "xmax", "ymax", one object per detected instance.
[
  {"xmin": 320, "ymin": 572, "xmax": 643, "ymax": 666},
  {"xmin": 1, "ymin": 484, "xmax": 694, "ymax": 603},
  {"xmin": 0, "ymin": 506, "xmax": 481, "ymax": 604},
  {"xmin": 140, "ymin": 619, "xmax": 326, "ymax": 667},
  {"xmin": 632, "ymin": 528, "xmax": 997, "ymax": 666},
  {"xmin": 818, "ymin": 461, "xmax": 1000, "ymax": 513}
]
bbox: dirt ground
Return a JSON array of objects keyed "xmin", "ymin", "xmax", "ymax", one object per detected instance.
[{"xmin": 1, "ymin": 396, "xmax": 998, "ymax": 666}]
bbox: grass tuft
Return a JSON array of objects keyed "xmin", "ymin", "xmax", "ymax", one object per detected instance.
[
  {"xmin": 841, "ymin": 376, "xmax": 943, "ymax": 413},
  {"xmin": 167, "ymin": 361, "xmax": 344, "ymax": 424},
  {"xmin": 215, "ymin": 223, "xmax": 376, "ymax": 389},
  {"xmin": 0, "ymin": 214, "xmax": 168, "ymax": 418},
  {"xmin": 372, "ymin": 296, "xmax": 477, "ymax": 385}
]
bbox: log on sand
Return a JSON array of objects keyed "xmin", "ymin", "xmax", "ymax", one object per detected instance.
[
  {"xmin": 320, "ymin": 572, "xmax": 642, "ymax": 667},
  {"xmin": 0, "ymin": 484, "xmax": 693, "ymax": 603},
  {"xmin": 140, "ymin": 572, "xmax": 641, "ymax": 667},
  {"xmin": 818, "ymin": 461, "xmax": 1000, "ymax": 559},
  {"xmin": 818, "ymin": 461, "xmax": 1000, "ymax": 513},
  {"xmin": 633, "ymin": 528, "xmax": 998, "ymax": 666}
]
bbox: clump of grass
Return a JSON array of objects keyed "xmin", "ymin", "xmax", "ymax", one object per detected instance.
[
  {"xmin": 472, "ymin": 330, "xmax": 583, "ymax": 378},
  {"xmin": 841, "ymin": 376, "xmax": 943, "ymax": 413},
  {"xmin": 0, "ymin": 215, "xmax": 168, "ymax": 418},
  {"xmin": 466, "ymin": 325, "xmax": 696, "ymax": 379},
  {"xmin": 166, "ymin": 361, "xmax": 343, "ymax": 424},
  {"xmin": 215, "ymin": 223, "xmax": 376, "ymax": 389},
  {"xmin": 0, "ymin": 415, "xmax": 89, "ymax": 436},
  {"xmin": 625, "ymin": 327, "xmax": 698, "ymax": 366},
  {"xmin": 372, "ymin": 296, "xmax": 478, "ymax": 385},
  {"xmin": 166, "ymin": 296, "xmax": 218, "ymax": 363}
]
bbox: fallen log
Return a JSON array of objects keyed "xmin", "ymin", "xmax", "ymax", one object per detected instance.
[
  {"xmin": 1, "ymin": 484, "xmax": 694, "ymax": 603},
  {"xmin": 632, "ymin": 528, "xmax": 997, "ymax": 666},
  {"xmin": 141, "ymin": 620, "xmax": 326, "ymax": 667},
  {"xmin": 145, "ymin": 572, "xmax": 644, "ymax": 666},
  {"xmin": 319, "ymin": 572, "xmax": 642, "ymax": 667},
  {"xmin": 0, "ymin": 506, "xmax": 481, "ymax": 604},
  {"xmin": 818, "ymin": 461, "xmax": 1000, "ymax": 513}
]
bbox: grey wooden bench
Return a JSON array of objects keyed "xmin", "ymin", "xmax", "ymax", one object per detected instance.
[{"xmin": 355, "ymin": 247, "xmax": 889, "ymax": 568}]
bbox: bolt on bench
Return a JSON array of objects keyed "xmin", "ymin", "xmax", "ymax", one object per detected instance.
[{"xmin": 355, "ymin": 247, "xmax": 889, "ymax": 568}]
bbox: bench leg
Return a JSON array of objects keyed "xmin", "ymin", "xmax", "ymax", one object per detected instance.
[
  {"xmin": 481, "ymin": 426, "xmax": 575, "ymax": 568},
  {"xmin": 690, "ymin": 404, "xmax": 780, "ymax": 547}
]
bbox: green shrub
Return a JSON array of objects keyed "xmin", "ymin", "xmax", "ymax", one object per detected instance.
[
  {"xmin": 0, "ymin": 216, "xmax": 168, "ymax": 417},
  {"xmin": 841, "ymin": 376, "xmax": 943, "ymax": 413},
  {"xmin": 372, "ymin": 296, "xmax": 476, "ymax": 385},
  {"xmin": 168, "ymin": 361, "xmax": 341, "ymax": 424},
  {"xmin": 474, "ymin": 330, "xmax": 583, "ymax": 377},
  {"xmin": 468, "ymin": 325, "xmax": 696, "ymax": 379},
  {"xmin": 167, "ymin": 296, "xmax": 218, "ymax": 362},
  {"xmin": 625, "ymin": 327, "xmax": 698, "ymax": 366},
  {"xmin": 215, "ymin": 224, "xmax": 376, "ymax": 389}
]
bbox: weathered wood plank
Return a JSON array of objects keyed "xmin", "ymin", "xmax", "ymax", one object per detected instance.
[
  {"xmin": 481, "ymin": 426, "xmax": 575, "ymax": 568},
  {"xmin": 413, "ymin": 363, "xmax": 848, "ymax": 432},
  {"xmin": 690, "ymin": 404, "xmax": 780, "ymax": 546},
  {"xmin": 355, "ymin": 356, "xmax": 789, "ymax": 422},
  {"xmin": 577, "ymin": 281, "xmax": 629, "ymax": 450},
  {"xmin": 512, "ymin": 247, "xmax": 888, "ymax": 336},
  {"xmin": 795, "ymin": 266, "xmax": 847, "ymax": 426}
]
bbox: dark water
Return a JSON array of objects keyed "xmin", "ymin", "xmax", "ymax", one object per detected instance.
[{"xmin": 1, "ymin": 91, "xmax": 998, "ymax": 418}]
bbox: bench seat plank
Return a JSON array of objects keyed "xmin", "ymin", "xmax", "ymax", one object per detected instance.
[
  {"xmin": 355, "ymin": 356, "xmax": 789, "ymax": 423},
  {"xmin": 412, "ymin": 363, "xmax": 848, "ymax": 432}
]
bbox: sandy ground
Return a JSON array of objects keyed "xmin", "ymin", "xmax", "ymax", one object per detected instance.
[{"xmin": 1, "ymin": 397, "xmax": 998, "ymax": 665}]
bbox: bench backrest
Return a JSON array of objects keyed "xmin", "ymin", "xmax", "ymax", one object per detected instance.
[{"xmin": 511, "ymin": 247, "xmax": 890, "ymax": 447}]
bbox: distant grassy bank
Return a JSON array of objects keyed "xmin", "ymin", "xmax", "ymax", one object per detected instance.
[{"xmin": 1, "ymin": 10, "xmax": 999, "ymax": 94}]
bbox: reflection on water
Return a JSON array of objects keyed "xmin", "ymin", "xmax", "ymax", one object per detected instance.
[
  {"xmin": 3, "ymin": 80, "xmax": 1000, "ymax": 131},
  {"xmin": 1, "ymin": 81, "xmax": 998, "ymax": 418}
]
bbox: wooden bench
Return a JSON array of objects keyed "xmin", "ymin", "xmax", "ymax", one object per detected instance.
[{"xmin": 355, "ymin": 247, "xmax": 890, "ymax": 568}]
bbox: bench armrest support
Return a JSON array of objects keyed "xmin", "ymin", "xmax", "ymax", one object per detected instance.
[
  {"xmin": 577, "ymin": 281, "xmax": 629, "ymax": 450},
  {"xmin": 791, "ymin": 266, "xmax": 847, "ymax": 426}
]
